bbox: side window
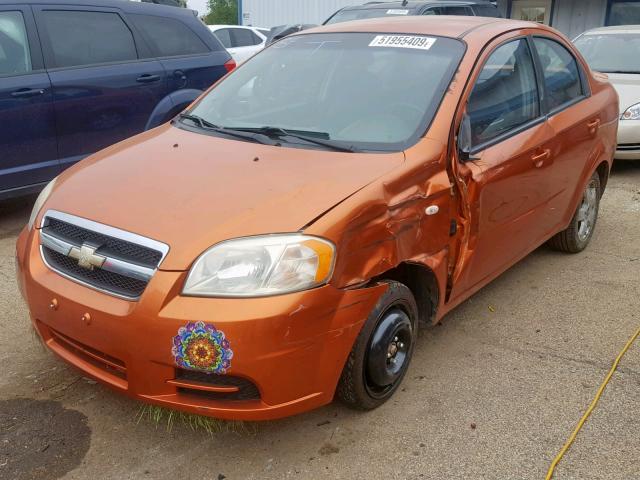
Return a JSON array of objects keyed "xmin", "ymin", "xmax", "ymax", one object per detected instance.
[
  {"xmin": 215, "ymin": 28, "xmax": 232, "ymax": 49},
  {"xmin": 131, "ymin": 14, "xmax": 209, "ymax": 57},
  {"xmin": 425, "ymin": 6, "xmax": 474, "ymax": 15},
  {"xmin": 473, "ymin": 5, "xmax": 501, "ymax": 17},
  {"xmin": 467, "ymin": 39, "xmax": 539, "ymax": 146},
  {"xmin": 231, "ymin": 28, "xmax": 262, "ymax": 47},
  {"xmin": 0, "ymin": 11, "xmax": 32, "ymax": 76},
  {"xmin": 41, "ymin": 10, "xmax": 137, "ymax": 68},
  {"xmin": 533, "ymin": 37, "xmax": 584, "ymax": 111}
]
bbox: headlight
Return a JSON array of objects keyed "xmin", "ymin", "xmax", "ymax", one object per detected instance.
[
  {"xmin": 27, "ymin": 178, "xmax": 56, "ymax": 230},
  {"xmin": 183, "ymin": 234, "xmax": 335, "ymax": 297},
  {"xmin": 621, "ymin": 102, "xmax": 640, "ymax": 120}
]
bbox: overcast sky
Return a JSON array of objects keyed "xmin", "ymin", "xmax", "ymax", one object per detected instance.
[{"xmin": 187, "ymin": 0, "xmax": 209, "ymax": 17}]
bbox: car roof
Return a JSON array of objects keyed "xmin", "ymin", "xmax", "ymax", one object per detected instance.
[
  {"xmin": 581, "ymin": 24, "xmax": 640, "ymax": 35},
  {"xmin": 337, "ymin": 0, "xmax": 493, "ymax": 11},
  {"xmin": 0, "ymin": 0, "xmax": 197, "ymax": 17},
  {"xmin": 309, "ymin": 15, "xmax": 537, "ymax": 40}
]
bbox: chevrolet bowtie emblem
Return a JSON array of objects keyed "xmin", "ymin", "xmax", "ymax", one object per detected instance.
[{"xmin": 68, "ymin": 244, "xmax": 106, "ymax": 270}]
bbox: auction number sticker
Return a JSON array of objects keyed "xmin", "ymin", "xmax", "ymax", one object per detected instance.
[
  {"xmin": 386, "ymin": 9, "xmax": 409, "ymax": 14},
  {"xmin": 368, "ymin": 35, "xmax": 436, "ymax": 50}
]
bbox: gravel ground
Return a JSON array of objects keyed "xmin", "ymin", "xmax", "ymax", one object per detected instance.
[{"xmin": 1, "ymin": 162, "xmax": 638, "ymax": 480}]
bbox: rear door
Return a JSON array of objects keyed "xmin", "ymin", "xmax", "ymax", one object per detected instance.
[
  {"xmin": 218, "ymin": 27, "xmax": 264, "ymax": 64},
  {"xmin": 129, "ymin": 14, "xmax": 230, "ymax": 93},
  {"xmin": 0, "ymin": 6, "xmax": 58, "ymax": 195},
  {"xmin": 530, "ymin": 36, "xmax": 598, "ymax": 230},
  {"xmin": 33, "ymin": 5, "xmax": 168, "ymax": 167}
]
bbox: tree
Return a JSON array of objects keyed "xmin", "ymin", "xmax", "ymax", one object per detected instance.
[{"xmin": 204, "ymin": 0, "xmax": 238, "ymax": 25}]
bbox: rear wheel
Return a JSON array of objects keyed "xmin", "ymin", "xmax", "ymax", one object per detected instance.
[
  {"xmin": 549, "ymin": 171, "xmax": 601, "ymax": 253},
  {"xmin": 337, "ymin": 281, "xmax": 418, "ymax": 410}
]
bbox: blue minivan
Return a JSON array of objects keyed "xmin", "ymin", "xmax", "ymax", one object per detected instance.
[{"xmin": 0, "ymin": 0, "xmax": 233, "ymax": 199}]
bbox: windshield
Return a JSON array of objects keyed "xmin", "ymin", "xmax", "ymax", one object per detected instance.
[
  {"xmin": 324, "ymin": 8, "xmax": 414, "ymax": 25},
  {"xmin": 188, "ymin": 32, "xmax": 465, "ymax": 151},
  {"xmin": 574, "ymin": 33, "xmax": 640, "ymax": 73}
]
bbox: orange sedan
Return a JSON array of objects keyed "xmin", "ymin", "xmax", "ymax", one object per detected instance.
[{"xmin": 15, "ymin": 17, "xmax": 618, "ymax": 420}]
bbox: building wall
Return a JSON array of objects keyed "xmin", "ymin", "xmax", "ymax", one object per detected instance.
[
  {"xmin": 551, "ymin": 0, "xmax": 607, "ymax": 39},
  {"xmin": 240, "ymin": 0, "xmax": 365, "ymax": 27}
]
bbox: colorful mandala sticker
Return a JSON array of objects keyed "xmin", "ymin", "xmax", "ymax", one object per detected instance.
[{"xmin": 171, "ymin": 321, "xmax": 233, "ymax": 374}]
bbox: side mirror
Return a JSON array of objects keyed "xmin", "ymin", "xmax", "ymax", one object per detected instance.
[{"xmin": 457, "ymin": 114, "xmax": 473, "ymax": 162}]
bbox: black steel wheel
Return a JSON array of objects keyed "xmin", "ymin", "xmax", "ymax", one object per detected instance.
[{"xmin": 337, "ymin": 280, "xmax": 419, "ymax": 410}]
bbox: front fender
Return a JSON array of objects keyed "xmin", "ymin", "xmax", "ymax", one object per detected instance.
[{"xmin": 145, "ymin": 89, "xmax": 203, "ymax": 130}]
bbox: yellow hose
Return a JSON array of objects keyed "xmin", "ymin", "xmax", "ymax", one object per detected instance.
[{"xmin": 545, "ymin": 326, "xmax": 640, "ymax": 479}]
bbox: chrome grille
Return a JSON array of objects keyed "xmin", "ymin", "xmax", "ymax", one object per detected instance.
[{"xmin": 39, "ymin": 210, "xmax": 169, "ymax": 300}]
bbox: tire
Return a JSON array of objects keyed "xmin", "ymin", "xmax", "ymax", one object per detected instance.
[
  {"xmin": 336, "ymin": 280, "xmax": 419, "ymax": 411},
  {"xmin": 548, "ymin": 171, "xmax": 601, "ymax": 253}
]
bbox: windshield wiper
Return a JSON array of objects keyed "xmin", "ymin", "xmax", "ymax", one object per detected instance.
[
  {"xmin": 177, "ymin": 114, "xmax": 279, "ymax": 146},
  {"xmin": 225, "ymin": 126, "xmax": 359, "ymax": 153}
]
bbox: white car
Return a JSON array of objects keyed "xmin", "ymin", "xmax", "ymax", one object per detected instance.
[
  {"xmin": 574, "ymin": 25, "xmax": 640, "ymax": 160},
  {"xmin": 208, "ymin": 25, "xmax": 268, "ymax": 64}
]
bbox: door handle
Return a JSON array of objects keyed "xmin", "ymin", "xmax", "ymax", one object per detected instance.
[
  {"xmin": 531, "ymin": 149, "xmax": 551, "ymax": 168},
  {"xmin": 136, "ymin": 74, "xmax": 160, "ymax": 83},
  {"xmin": 11, "ymin": 88, "xmax": 45, "ymax": 98},
  {"xmin": 587, "ymin": 118, "xmax": 601, "ymax": 134}
]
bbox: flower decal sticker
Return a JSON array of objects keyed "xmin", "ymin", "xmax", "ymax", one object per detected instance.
[{"xmin": 172, "ymin": 321, "xmax": 233, "ymax": 374}]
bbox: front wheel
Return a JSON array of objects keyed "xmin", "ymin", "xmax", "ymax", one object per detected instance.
[
  {"xmin": 549, "ymin": 171, "xmax": 601, "ymax": 253},
  {"xmin": 336, "ymin": 281, "xmax": 419, "ymax": 411}
]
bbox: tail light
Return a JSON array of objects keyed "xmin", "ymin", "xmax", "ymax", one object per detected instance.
[{"xmin": 224, "ymin": 58, "xmax": 236, "ymax": 73}]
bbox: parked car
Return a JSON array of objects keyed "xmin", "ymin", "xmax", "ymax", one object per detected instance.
[
  {"xmin": 324, "ymin": 0, "xmax": 501, "ymax": 24},
  {"xmin": 574, "ymin": 25, "xmax": 640, "ymax": 160},
  {"xmin": 0, "ymin": 0, "xmax": 234, "ymax": 200},
  {"xmin": 208, "ymin": 25, "xmax": 267, "ymax": 64},
  {"xmin": 17, "ymin": 16, "xmax": 617, "ymax": 420}
]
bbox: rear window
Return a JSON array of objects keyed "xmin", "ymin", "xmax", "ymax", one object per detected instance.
[
  {"xmin": 325, "ymin": 8, "xmax": 416, "ymax": 25},
  {"xmin": 131, "ymin": 14, "xmax": 210, "ymax": 57},
  {"xmin": 189, "ymin": 32, "xmax": 465, "ymax": 151},
  {"xmin": 41, "ymin": 10, "xmax": 138, "ymax": 68}
]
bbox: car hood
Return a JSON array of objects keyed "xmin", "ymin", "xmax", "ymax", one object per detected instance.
[
  {"xmin": 606, "ymin": 73, "xmax": 640, "ymax": 112},
  {"xmin": 45, "ymin": 124, "xmax": 404, "ymax": 270}
]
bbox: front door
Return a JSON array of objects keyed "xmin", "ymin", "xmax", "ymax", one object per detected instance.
[
  {"xmin": 0, "ymin": 6, "xmax": 58, "ymax": 195},
  {"xmin": 449, "ymin": 36, "xmax": 556, "ymax": 301},
  {"xmin": 33, "ymin": 6, "xmax": 168, "ymax": 168}
]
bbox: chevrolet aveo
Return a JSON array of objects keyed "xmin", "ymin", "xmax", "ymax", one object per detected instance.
[{"xmin": 16, "ymin": 17, "xmax": 618, "ymax": 420}]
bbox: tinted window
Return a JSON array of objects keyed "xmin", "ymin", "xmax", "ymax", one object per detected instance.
[
  {"xmin": 424, "ymin": 6, "xmax": 474, "ymax": 15},
  {"xmin": 132, "ymin": 14, "xmax": 209, "ymax": 57},
  {"xmin": 607, "ymin": 1, "xmax": 640, "ymax": 25},
  {"xmin": 190, "ymin": 33, "xmax": 465, "ymax": 151},
  {"xmin": 468, "ymin": 39, "xmax": 539, "ymax": 146},
  {"xmin": 41, "ymin": 11, "xmax": 137, "ymax": 68},
  {"xmin": 533, "ymin": 37, "xmax": 583, "ymax": 111},
  {"xmin": 215, "ymin": 28, "xmax": 232, "ymax": 49},
  {"xmin": 232, "ymin": 28, "xmax": 261, "ymax": 47},
  {"xmin": 0, "ymin": 11, "xmax": 31, "ymax": 75},
  {"xmin": 574, "ymin": 32, "xmax": 640, "ymax": 74},
  {"xmin": 325, "ymin": 8, "xmax": 413, "ymax": 24},
  {"xmin": 473, "ymin": 5, "xmax": 501, "ymax": 17}
]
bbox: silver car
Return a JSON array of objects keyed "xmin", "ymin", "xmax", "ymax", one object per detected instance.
[{"xmin": 574, "ymin": 25, "xmax": 640, "ymax": 160}]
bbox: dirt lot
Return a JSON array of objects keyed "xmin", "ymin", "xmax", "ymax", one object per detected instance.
[{"xmin": 1, "ymin": 162, "xmax": 639, "ymax": 480}]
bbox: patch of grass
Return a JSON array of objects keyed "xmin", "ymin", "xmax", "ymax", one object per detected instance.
[{"xmin": 135, "ymin": 403, "xmax": 258, "ymax": 436}]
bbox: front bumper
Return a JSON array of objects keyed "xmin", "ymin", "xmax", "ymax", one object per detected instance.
[
  {"xmin": 16, "ymin": 227, "xmax": 385, "ymax": 420},
  {"xmin": 615, "ymin": 120, "xmax": 640, "ymax": 160}
]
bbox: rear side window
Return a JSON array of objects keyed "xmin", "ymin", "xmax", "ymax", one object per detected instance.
[
  {"xmin": 41, "ymin": 10, "xmax": 137, "ymax": 68},
  {"xmin": 467, "ymin": 39, "xmax": 539, "ymax": 146},
  {"xmin": 232, "ymin": 28, "xmax": 262, "ymax": 47},
  {"xmin": 131, "ymin": 14, "xmax": 209, "ymax": 57},
  {"xmin": 0, "ymin": 11, "xmax": 32, "ymax": 75},
  {"xmin": 473, "ymin": 5, "xmax": 501, "ymax": 17},
  {"xmin": 533, "ymin": 37, "xmax": 583, "ymax": 111},
  {"xmin": 424, "ymin": 6, "xmax": 474, "ymax": 15},
  {"xmin": 214, "ymin": 28, "xmax": 232, "ymax": 49}
]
